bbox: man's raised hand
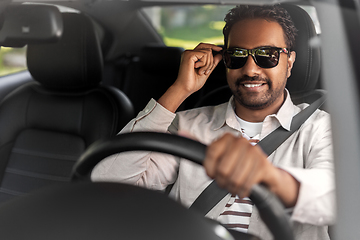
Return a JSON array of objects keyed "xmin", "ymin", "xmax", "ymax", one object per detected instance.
[
  {"xmin": 158, "ymin": 43, "xmax": 223, "ymax": 113},
  {"xmin": 176, "ymin": 43, "xmax": 223, "ymax": 95}
]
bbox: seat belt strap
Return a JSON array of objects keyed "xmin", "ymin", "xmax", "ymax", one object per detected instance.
[{"xmin": 189, "ymin": 90, "xmax": 327, "ymax": 215}]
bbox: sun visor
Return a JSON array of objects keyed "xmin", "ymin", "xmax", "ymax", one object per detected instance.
[{"xmin": 0, "ymin": 5, "xmax": 63, "ymax": 47}]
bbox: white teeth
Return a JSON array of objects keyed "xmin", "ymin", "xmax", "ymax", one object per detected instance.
[{"xmin": 244, "ymin": 83, "xmax": 262, "ymax": 88}]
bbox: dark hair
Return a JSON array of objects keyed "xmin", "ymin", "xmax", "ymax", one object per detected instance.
[{"xmin": 223, "ymin": 5, "xmax": 298, "ymax": 50}]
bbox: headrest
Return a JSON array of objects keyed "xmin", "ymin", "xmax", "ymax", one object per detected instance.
[
  {"xmin": 140, "ymin": 45, "xmax": 184, "ymax": 76},
  {"xmin": 27, "ymin": 12, "xmax": 103, "ymax": 91},
  {"xmin": 0, "ymin": 4, "xmax": 63, "ymax": 47},
  {"xmin": 282, "ymin": 4, "xmax": 321, "ymax": 94}
]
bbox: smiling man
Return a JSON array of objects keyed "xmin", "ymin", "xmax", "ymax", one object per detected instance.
[{"xmin": 92, "ymin": 5, "xmax": 334, "ymax": 240}]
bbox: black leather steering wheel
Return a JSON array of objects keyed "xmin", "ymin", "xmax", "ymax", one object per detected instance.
[{"xmin": 71, "ymin": 132, "xmax": 294, "ymax": 240}]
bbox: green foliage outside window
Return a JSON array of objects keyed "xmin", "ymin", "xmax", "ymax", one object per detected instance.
[
  {"xmin": 144, "ymin": 5, "xmax": 234, "ymax": 49},
  {"xmin": 0, "ymin": 47, "xmax": 27, "ymax": 76}
]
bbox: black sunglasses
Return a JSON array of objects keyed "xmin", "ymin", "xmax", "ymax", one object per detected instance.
[{"xmin": 223, "ymin": 47, "xmax": 289, "ymax": 69}]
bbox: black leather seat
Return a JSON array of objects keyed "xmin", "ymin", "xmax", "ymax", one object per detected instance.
[
  {"xmin": 0, "ymin": 12, "xmax": 134, "ymax": 202},
  {"xmin": 195, "ymin": 4, "xmax": 321, "ymax": 107}
]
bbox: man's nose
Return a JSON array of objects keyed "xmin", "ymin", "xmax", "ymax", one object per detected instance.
[{"xmin": 241, "ymin": 55, "xmax": 262, "ymax": 76}]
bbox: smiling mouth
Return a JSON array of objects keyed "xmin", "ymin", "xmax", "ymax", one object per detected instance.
[
  {"xmin": 241, "ymin": 82, "xmax": 268, "ymax": 89},
  {"xmin": 243, "ymin": 83, "xmax": 265, "ymax": 88}
]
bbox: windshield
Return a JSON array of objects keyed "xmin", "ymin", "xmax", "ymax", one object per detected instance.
[
  {"xmin": 143, "ymin": 5, "xmax": 234, "ymax": 49},
  {"xmin": 143, "ymin": 5, "xmax": 320, "ymax": 49}
]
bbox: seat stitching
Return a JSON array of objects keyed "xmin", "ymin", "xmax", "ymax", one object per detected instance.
[
  {"xmin": 0, "ymin": 187, "xmax": 25, "ymax": 196},
  {"xmin": 12, "ymin": 148, "xmax": 78, "ymax": 161},
  {"xmin": 5, "ymin": 168, "xmax": 70, "ymax": 182}
]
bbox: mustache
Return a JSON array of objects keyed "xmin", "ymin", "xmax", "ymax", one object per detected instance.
[{"xmin": 235, "ymin": 75, "xmax": 270, "ymax": 87}]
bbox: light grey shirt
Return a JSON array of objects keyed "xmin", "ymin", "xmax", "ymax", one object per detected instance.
[{"xmin": 92, "ymin": 91, "xmax": 335, "ymax": 240}]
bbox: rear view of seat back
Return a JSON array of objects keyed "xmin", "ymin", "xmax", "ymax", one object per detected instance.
[
  {"xmin": 122, "ymin": 44, "xmax": 184, "ymax": 113},
  {"xmin": 0, "ymin": 8, "xmax": 134, "ymax": 203}
]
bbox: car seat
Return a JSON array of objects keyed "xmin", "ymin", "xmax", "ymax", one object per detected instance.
[
  {"xmin": 122, "ymin": 44, "xmax": 185, "ymax": 113},
  {"xmin": 195, "ymin": 4, "xmax": 321, "ymax": 107},
  {"xmin": 0, "ymin": 10, "xmax": 134, "ymax": 202}
]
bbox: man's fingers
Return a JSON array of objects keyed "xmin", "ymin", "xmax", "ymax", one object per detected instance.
[
  {"xmin": 204, "ymin": 136, "xmax": 228, "ymax": 178},
  {"xmin": 193, "ymin": 49, "xmax": 214, "ymax": 75},
  {"xmin": 206, "ymin": 48, "xmax": 223, "ymax": 75},
  {"xmin": 232, "ymin": 147, "xmax": 270, "ymax": 198},
  {"xmin": 232, "ymin": 153, "xmax": 262, "ymax": 198},
  {"xmin": 204, "ymin": 133, "xmax": 237, "ymax": 179},
  {"xmin": 192, "ymin": 44, "xmax": 223, "ymax": 75},
  {"xmin": 216, "ymin": 137, "xmax": 249, "ymax": 185},
  {"xmin": 214, "ymin": 145, "xmax": 243, "ymax": 188},
  {"xmin": 227, "ymin": 148, "xmax": 256, "ymax": 195},
  {"xmin": 195, "ymin": 42, "xmax": 223, "ymax": 52},
  {"xmin": 214, "ymin": 52, "xmax": 223, "ymax": 65}
]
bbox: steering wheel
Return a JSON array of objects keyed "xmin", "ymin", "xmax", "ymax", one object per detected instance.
[
  {"xmin": 0, "ymin": 132, "xmax": 294, "ymax": 240},
  {"xmin": 72, "ymin": 132, "xmax": 294, "ymax": 240}
]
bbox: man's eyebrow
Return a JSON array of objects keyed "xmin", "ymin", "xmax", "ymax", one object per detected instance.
[
  {"xmin": 260, "ymin": 45, "xmax": 278, "ymax": 48},
  {"xmin": 228, "ymin": 45, "xmax": 279, "ymax": 49}
]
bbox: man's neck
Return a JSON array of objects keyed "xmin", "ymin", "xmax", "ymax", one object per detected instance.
[{"xmin": 234, "ymin": 92, "xmax": 287, "ymax": 122}]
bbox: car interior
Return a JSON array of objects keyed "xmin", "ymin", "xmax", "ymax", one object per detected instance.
[
  {"xmin": 0, "ymin": 2, "xmax": 322, "ymax": 202},
  {"xmin": 0, "ymin": 0, "xmax": 358, "ymax": 239}
]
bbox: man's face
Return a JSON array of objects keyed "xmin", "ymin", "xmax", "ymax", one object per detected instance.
[{"xmin": 226, "ymin": 18, "xmax": 296, "ymax": 111}]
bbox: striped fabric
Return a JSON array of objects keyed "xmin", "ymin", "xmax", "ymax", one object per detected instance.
[{"xmin": 217, "ymin": 195, "xmax": 254, "ymax": 232}]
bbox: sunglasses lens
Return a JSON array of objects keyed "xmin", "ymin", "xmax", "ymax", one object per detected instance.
[
  {"xmin": 255, "ymin": 48, "xmax": 280, "ymax": 68},
  {"xmin": 223, "ymin": 49, "xmax": 248, "ymax": 69}
]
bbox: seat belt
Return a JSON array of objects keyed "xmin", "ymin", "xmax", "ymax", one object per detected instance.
[{"xmin": 189, "ymin": 90, "xmax": 327, "ymax": 215}]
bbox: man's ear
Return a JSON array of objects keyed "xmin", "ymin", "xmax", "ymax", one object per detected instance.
[{"xmin": 286, "ymin": 51, "xmax": 296, "ymax": 78}]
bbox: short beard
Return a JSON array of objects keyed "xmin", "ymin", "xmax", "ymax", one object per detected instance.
[{"xmin": 232, "ymin": 75, "xmax": 286, "ymax": 110}]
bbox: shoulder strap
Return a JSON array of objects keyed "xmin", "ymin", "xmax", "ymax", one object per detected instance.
[{"xmin": 189, "ymin": 90, "xmax": 327, "ymax": 215}]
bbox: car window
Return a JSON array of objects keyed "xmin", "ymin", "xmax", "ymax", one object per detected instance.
[
  {"xmin": 143, "ymin": 5, "xmax": 235, "ymax": 49},
  {"xmin": 0, "ymin": 46, "xmax": 27, "ymax": 76},
  {"xmin": 143, "ymin": 5, "xmax": 320, "ymax": 49}
]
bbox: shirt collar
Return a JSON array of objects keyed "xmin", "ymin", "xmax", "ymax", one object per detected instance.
[
  {"xmin": 267, "ymin": 89, "xmax": 297, "ymax": 131},
  {"xmin": 212, "ymin": 95, "xmax": 239, "ymax": 131},
  {"xmin": 212, "ymin": 89, "xmax": 297, "ymax": 132}
]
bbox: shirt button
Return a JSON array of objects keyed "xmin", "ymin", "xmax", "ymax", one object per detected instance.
[{"xmin": 318, "ymin": 217, "xmax": 324, "ymax": 224}]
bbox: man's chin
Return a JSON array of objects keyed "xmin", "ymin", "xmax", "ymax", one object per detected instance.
[
  {"xmin": 239, "ymin": 101, "xmax": 270, "ymax": 110},
  {"xmin": 234, "ymin": 92, "xmax": 272, "ymax": 110}
]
